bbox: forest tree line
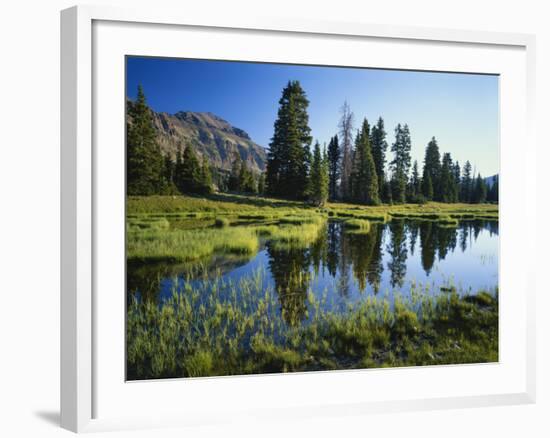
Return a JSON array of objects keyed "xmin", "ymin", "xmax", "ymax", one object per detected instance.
[
  {"xmin": 265, "ymin": 80, "xmax": 498, "ymax": 206},
  {"xmin": 127, "ymin": 83, "xmax": 498, "ymax": 205}
]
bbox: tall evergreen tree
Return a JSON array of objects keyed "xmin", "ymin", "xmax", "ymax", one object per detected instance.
[
  {"xmin": 127, "ymin": 85, "xmax": 164, "ymax": 195},
  {"xmin": 327, "ymin": 134, "xmax": 340, "ymax": 201},
  {"xmin": 308, "ymin": 141, "xmax": 329, "ymax": 206},
  {"xmin": 461, "ymin": 160, "xmax": 473, "ymax": 203},
  {"xmin": 265, "ymin": 80, "xmax": 312, "ymax": 198},
  {"xmin": 228, "ymin": 152, "xmax": 256, "ymax": 194},
  {"xmin": 472, "ymin": 173, "xmax": 487, "ymax": 203},
  {"xmin": 180, "ymin": 145, "xmax": 201, "ymax": 194},
  {"xmin": 350, "ymin": 118, "xmax": 379, "ymax": 204},
  {"xmin": 440, "ymin": 152, "xmax": 458, "ymax": 202},
  {"xmin": 228, "ymin": 152, "xmax": 243, "ymax": 192},
  {"xmin": 389, "ymin": 123, "xmax": 412, "ymax": 203},
  {"xmin": 453, "ymin": 161, "xmax": 462, "ymax": 191},
  {"xmin": 383, "ymin": 180, "xmax": 393, "ymax": 205},
  {"xmin": 370, "ymin": 117, "xmax": 388, "ymax": 202},
  {"xmin": 163, "ymin": 154, "xmax": 176, "ymax": 193},
  {"xmin": 408, "ymin": 160, "xmax": 422, "ymax": 201},
  {"xmin": 422, "ymin": 137, "xmax": 441, "ymax": 200},
  {"xmin": 339, "ymin": 101, "xmax": 354, "ymax": 200},
  {"xmin": 422, "ymin": 173, "xmax": 434, "ymax": 200},
  {"xmin": 174, "ymin": 147, "xmax": 185, "ymax": 192},
  {"xmin": 198, "ymin": 155, "xmax": 213, "ymax": 194},
  {"xmin": 257, "ymin": 172, "xmax": 266, "ymax": 195}
]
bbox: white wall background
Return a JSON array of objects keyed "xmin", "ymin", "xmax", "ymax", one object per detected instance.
[{"xmin": 0, "ymin": 0, "xmax": 547, "ymax": 436}]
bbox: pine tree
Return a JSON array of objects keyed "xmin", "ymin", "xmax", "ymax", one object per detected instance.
[
  {"xmin": 422, "ymin": 137, "xmax": 441, "ymax": 200},
  {"xmin": 327, "ymin": 135, "xmax": 340, "ymax": 201},
  {"xmin": 472, "ymin": 173, "xmax": 487, "ymax": 203},
  {"xmin": 240, "ymin": 162, "xmax": 257, "ymax": 193},
  {"xmin": 339, "ymin": 101, "xmax": 354, "ymax": 200},
  {"xmin": 422, "ymin": 173, "xmax": 434, "ymax": 200},
  {"xmin": 370, "ymin": 117, "xmax": 388, "ymax": 202},
  {"xmin": 440, "ymin": 152, "xmax": 457, "ymax": 203},
  {"xmin": 454, "ymin": 161, "xmax": 462, "ymax": 192},
  {"xmin": 257, "ymin": 172, "xmax": 266, "ymax": 195},
  {"xmin": 127, "ymin": 85, "xmax": 164, "ymax": 195},
  {"xmin": 322, "ymin": 145, "xmax": 329, "ymax": 203},
  {"xmin": 162, "ymin": 154, "xmax": 177, "ymax": 193},
  {"xmin": 350, "ymin": 118, "xmax": 379, "ymax": 205},
  {"xmin": 389, "ymin": 124, "xmax": 412, "ymax": 204},
  {"xmin": 228, "ymin": 152, "xmax": 242, "ymax": 192},
  {"xmin": 265, "ymin": 81, "xmax": 312, "ymax": 198},
  {"xmin": 308, "ymin": 141, "xmax": 329, "ymax": 206},
  {"xmin": 461, "ymin": 161, "xmax": 473, "ymax": 203},
  {"xmin": 383, "ymin": 180, "xmax": 393, "ymax": 205},
  {"xmin": 199, "ymin": 155, "xmax": 213, "ymax": 194},
  {"xmin": 174, "ymin": 147, "xmax": 185, "ymax": 193},
  {"xmin": 180, "ymin": 145, "xmax": 201, "ymax": 194},
  {"xmin": 408, "ymin": 160, "xmax": 422, "ymax": 202}
]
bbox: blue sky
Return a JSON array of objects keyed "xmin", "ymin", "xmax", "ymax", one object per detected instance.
[{"xmin": 127, "ymin": 56, "xmax": 499, "ymax": 177}]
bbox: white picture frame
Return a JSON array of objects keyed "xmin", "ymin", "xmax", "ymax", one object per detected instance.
[{"xmin": 60, "ymin": 4, "xmax": 536, "ymax": 433}]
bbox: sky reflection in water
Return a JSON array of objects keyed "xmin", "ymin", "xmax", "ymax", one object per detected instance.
[{"xmin": 129, "ymin": 220, "xmax": 498, "ymax": 321}]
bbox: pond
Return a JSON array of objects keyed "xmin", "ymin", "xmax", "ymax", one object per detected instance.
[{"xmin": 127, "ymin": 219, "xmax": 498, "ymax": 326}]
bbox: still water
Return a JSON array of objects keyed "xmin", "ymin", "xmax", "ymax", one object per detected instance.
[{"xmin": 128, "ymin": 219, "xmax": 498, "ymax": 324}]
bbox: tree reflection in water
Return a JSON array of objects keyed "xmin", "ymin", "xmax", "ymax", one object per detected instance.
[{"xmin": 127, "ymin": 219, "xmax": 499, "ymax": 327}]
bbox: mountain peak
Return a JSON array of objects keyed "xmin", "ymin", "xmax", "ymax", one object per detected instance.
[
  {"xmin": 128, "ymin": 102, "xmax": 266, "ymax": 173},
  {"xmin": 172, "ymin": 111, "xmax": 252, "ymax": 141}
]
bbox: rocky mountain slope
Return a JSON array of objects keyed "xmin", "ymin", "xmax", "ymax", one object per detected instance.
[{"xmin": 127, "ymin": 100, "xmax": 267, "ymax": 173}]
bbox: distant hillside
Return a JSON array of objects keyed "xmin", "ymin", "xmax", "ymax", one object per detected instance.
[{"xmin": 127, "ymin": 100, "xmax": 267, "ymax": 173}]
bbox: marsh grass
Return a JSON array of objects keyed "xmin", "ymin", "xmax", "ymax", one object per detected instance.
[
  {"xmin": 278, "ymin": 215, "xmax": 324, "ymax": 225},
  {"xmin": 126, "ymin": 194, "xmax": 497, "ymax": 266},
  {"xmin": 127, "ymin": 227, "xmax": 260, "ymax": 263},
  {"xmin": 127, "ymin": 268, "xmax": 498, "ymax": 380},
  {"xmin": 254, "ymin": 220, "xmax": 327, "ymax": 250},
  {"xmin": 126, "ymin": 217, "xmax": 170, "ymax": 232},
  {"xmin": 343, "ymin": 218, "xmax": 372, "ymax": 233},
  {"xmin": 126, "ymin": 195, "xmax": 499, "ymax": 379},
  {"xmin": 127, "ymin": 215, "xmax": 328, "ymax": 263},
  {"xmin": 334, "ymin": 210, "xmax": 389, "ymax": 222}
]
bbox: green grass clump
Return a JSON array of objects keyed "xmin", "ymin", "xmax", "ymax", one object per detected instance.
[
  {"xmin": 389, "ymin": 211, "xmax": 459, "ymax": 226},
  {"xmin": 436, "ymin": 216, "xmax": 459, "ymax": 226},
  {"xmin": 127, "ymin": 226, "xmax": 259, "ymax": 263},
  {"xmin": 389, "ymin": 211, "xmax": 439, "ymax": 220},
  {"xmin": 238, "ymin": 213, "xmax": 272, "ymax": 220},
  {"xmin": 343, "ymin": 219, "xmax": 371, "ymax": 233},
  {"xmin": 450, "ymin": 213, "xmax": 475, "ymax": 219},
  {"xmin": 266, "ymin": 221, "xmax": 327, "ymax": 249},
  {"xmin": 278, "ymin": 215, "xmax": 323, "ymax": 225},
  {"xmin": 357, "ymin": 212, "xmax": 389, "ymax": 222},
  {"xmin": 126, "ymin": 217, "xmax": 170, "ymax": 232},
  {"xmin": 336, "ymin": 210, "xmax": 388, "ymax": 222}
]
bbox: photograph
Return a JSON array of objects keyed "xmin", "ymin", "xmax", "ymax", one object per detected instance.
[{"xmin": 125, "ymin": 56, "xmax": 499, "ymax": 381}]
